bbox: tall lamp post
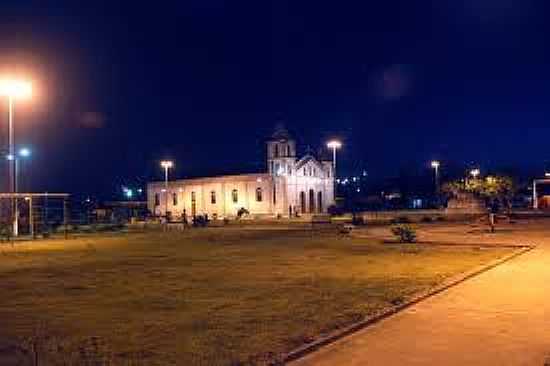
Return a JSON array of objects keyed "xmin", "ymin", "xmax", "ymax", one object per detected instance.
[
  {"xmin": 431, "ymin": 160, "xmax": 440, "ymax": 193},
  {"xmin": 160, "ymin": 160, "xmax": 174, "ymax": 218},
  {"xmin": 327, "ymin": 140, "xmax": 342, "ymax": 201},
  {"xmin": 17, "ymin": 147, "xmax": 31, "ymax": 192},
  {"xmin": 0, "ymin": 79, "xmax": 32, "ymax": 236}
]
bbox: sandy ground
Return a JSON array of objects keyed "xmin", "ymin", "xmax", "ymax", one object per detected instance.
[{"xmin": 292, "ymin": 220, "xmax": 550, "ymax": 366}]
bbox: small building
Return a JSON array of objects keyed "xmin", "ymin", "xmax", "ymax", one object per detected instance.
[{"xmin": 147, "ymin": 126, "xmax": 335, "ymax": 219}]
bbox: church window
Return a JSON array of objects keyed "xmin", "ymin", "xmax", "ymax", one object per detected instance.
[
  {"xmin": 172, "ymin": 193, "xmax": 178, "ymax": 206},
  {"xmin": 211, "ymin": 191, "xmax": 216, "ymax": 204},
  {"xmin": 274, "ymin": 144, "xmax": 279, "ymax": 157},
  {"xmin": 303, "ymin": 168, "xmax": 306, "ymax": 176},
  {"xmin": 313, "ymin": 168, "xmax": 317, "ymax": 177},
  {"xmin": 287, "ymin": 145, "xmax": 291, "ymax": 156},
  {"xmin": 256, "ymin": 187, "xmax": 263, "ymax": 202},
  {"xmin": 232, "ymin": 189, "xmax": 238, "ymax": 203},
  {"xmin": 154, "ymin": 193, "xmax": 160, "ymax": 206}
]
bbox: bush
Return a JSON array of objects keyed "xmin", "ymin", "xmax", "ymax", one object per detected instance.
[
  {"xmin": 237, "ymin": 207, "xmax": 250, "ymax": 219},
  {"xmin": 0, "ymin": 222, "xmax": 11, "ymax": 241},
  {"xmin": 193, "ymin": 215, "xmax": 209, "ymax": 228},
  {"xmin": 391, "ymin": 224, "xmax": 417, "ymax": 243}
]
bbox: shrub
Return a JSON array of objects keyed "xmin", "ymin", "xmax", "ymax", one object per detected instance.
[
  {"xmin": 391, "ymin": 224, "xmax": 417, "ymax": 243},
  {"xmin": 192, "ymin": 215, "xmax": 209, "ymax": 228},
  {"xmin": 237, "ymin": 207, "xmax": 250, "ymax": 219},
  {"xmin": 0, "ymin": 221, "xmax": 11, "ymax": 241}
]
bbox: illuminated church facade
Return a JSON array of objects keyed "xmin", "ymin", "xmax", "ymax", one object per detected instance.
[{"xmin": 147, "ymin": 126, "xmax": 335, "ymax": 219}]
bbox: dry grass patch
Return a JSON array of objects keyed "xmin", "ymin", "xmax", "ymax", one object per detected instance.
[{"xmin": 0, "ymin": 228, "xmax": 514, "ymax": 365}]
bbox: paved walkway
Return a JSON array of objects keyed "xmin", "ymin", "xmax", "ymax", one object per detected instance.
[{"xmin": 292, "ymin": 222, "xmax": 550, "ymax": 366}]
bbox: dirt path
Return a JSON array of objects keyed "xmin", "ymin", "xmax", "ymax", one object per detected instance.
[{"xmin": 292, "ymin": 221, "xmax": 550, "ymax": 366}]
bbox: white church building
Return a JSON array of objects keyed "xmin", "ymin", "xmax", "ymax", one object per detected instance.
[{"xmin": 147, "ymin": 126, "xmax": 335, "ymax": 219}]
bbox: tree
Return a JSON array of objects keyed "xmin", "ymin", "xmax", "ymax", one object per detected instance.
[{"xmin": 442, "ymin": 175, "xmax": 517, "ymax": 211}]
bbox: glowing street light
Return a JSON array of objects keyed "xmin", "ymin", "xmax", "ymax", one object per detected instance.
[
  {"xmin": 470, "ymin": 168, "xmax": 480, "ymax": 179},
  {"xmin": 160, "ymin": 160, "xmax": 174, "ymax": 217},
  {"xmin": 19, "ymin": 147, "xmax": 31, "ymax": 157},
  {"xmin": 0, "ymin": 79, "xmax": 32, "ymax": 99}
]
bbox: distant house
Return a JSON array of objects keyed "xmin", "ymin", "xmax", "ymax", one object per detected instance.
[{"xmin": 147, "ymin": 125, "xmax": 335, "ymax": 219}]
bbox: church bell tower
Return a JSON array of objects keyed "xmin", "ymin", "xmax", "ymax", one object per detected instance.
[{"xmin": 267, "ymin": 124, "xmax": 296, "ymax": 176}]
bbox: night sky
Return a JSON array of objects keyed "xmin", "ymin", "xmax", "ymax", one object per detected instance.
[{"xmin": 1, "ymin": 1, "xmax": 550, "ymax": 199}]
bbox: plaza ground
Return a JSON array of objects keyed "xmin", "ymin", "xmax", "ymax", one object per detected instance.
[
  {"xmin": 293, "ymin": 220, "xmax": 550, "ymax": 366},
  {"xmin": 0, "ymin": 225, "xmax": 517, "ymax": 365}
]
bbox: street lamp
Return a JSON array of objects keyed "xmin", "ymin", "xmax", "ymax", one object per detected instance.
[
  {"xmin": 470, "ymin": 168, "xmax": 480, "ymax": 179},
  {"xmin": 327, "ymin": 140, "xmax": 342, "ymax": 201},
  {"xmin": 0, "ymin": 79, "xmax": 32, "ymax": 236},
  {"xmin": 160, "ymin": 160, "xmax": 174, "ymax": 217},
  {"xmin": 16, "ymin": 147, "xmax": 31, "ymax": 192},
  {"xmin": 326, "ymin": 140, "xmax": 342, "ymax": 175},
  {"xmin": 6, "ymin": 147, "xmax": 32, "ymax": 236},
  {"xmin": 431, "ymin": 160, "xmax": 440, "ymax": 193}
]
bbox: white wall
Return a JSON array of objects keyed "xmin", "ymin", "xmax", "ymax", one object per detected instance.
[{"xmin": 147, "ymin": 174, "xmax": 273, "ymax": 218}]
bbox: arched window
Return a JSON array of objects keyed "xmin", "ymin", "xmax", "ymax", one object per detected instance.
[
  {"xmin": 287, "ymin": 145, "xmax": 291, "ymax": 156},
  {"xmin": 232, "ymin": 189, "xmax": 238, "ymax": 203},
  {"xmin": 317, "ymin": 191, "xmax": 323, "ymax": 213},
  {"xmin": 154, "ymin": 193, "xmax": 160, "ymax": 206},
  {"xmin": 172, "ymin": 193, "xmax": 178, "ymax": 206},
  {"xmin": 274, "ymin": 144, "xmax": 279, "ymax": 157},
  {"xmin": 211, "ymin": 191, "xmax": 216, "ymax": 204},
  {"xmin": 256, "ymin": 187, "xmax": 263, "ymax": 202}
]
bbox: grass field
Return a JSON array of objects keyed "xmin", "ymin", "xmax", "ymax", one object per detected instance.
[{"xmin": 0, "ymin": 228, "xmax": 514, "ymax": 365}]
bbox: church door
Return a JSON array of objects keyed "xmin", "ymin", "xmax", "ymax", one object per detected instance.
[
  {"xmin": 317, "ymin": 191, "xmax": 323, "ymax": 213},
  {"xmin": 309, "ymin": 189, "xmax": 315, "ymax": 213},
  {"xmin": 300, "ymin": 192, "xmax": 306, "ymax": 213}
]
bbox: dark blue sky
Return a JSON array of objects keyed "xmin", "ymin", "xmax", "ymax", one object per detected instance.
[{"xmin": 1, "ymin": 0, "xmax": 550, "ymax": 198}]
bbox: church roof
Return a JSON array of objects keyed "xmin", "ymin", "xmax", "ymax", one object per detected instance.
[
  {"xmin": 271, "ymin": 123, "xmax": 292, "ymax": 140},
  {"xmin": 295, "ymin": 154, "xmax": 325, "ymax": 170}
]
